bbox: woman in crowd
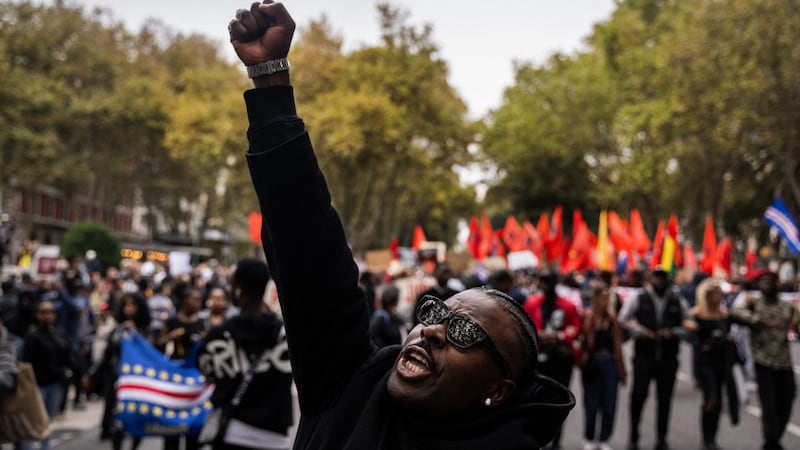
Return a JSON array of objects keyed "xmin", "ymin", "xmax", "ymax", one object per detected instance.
[
  {"xmin": 22, "ymin": 300, "xmax": 71, "ymax": 450},
  {"xmin": 690, "ymin": 278, "xmax": 739, "ymax": 450},
  {"xmin": 579, "ymin": 281, "xmax": 627, "ymax": 450},
  {"xmin": 158, "ymin": 285, "xmax": 205, "ymax": 450},
  {"xmin": 86, "ymin": 293, "xmax": 150, "ymax": 449}
]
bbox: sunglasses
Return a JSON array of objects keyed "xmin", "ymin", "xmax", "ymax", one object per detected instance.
[{"xmin": 416, "ymin": 295, "xmax": 513, "ymax": 379}]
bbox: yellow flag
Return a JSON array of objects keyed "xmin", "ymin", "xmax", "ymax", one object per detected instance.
[
  {"xmin": 661, "ymin": 235, "xmax": 676, "ymax": 272},
  {"xmin": 597, "ymin": 210, "xmax": 610, "ymax": 270}
]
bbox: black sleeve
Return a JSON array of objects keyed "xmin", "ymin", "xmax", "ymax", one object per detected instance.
[{"xmin": 245, "ymin": 86, "xmax": 372, "ymax": 417}]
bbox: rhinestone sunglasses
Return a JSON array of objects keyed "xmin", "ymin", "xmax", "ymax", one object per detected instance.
[{"xmin": 416, "ymin": 295, "xmax": 513, "ymax": 379}]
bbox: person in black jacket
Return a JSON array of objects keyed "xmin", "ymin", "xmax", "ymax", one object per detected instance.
[
  {"xmin": 228, "ymin": 3, "xmax": 575, "ymax": 449},
  {"xmin": 196, "ymin": 258, "xmax": 292, "ymax": 450},
  {"xmin": 22, "ymin": 300, "xmax": 71, "ymax": 450},
  {"xmin": 369, "ymin": 284, "xmax": 406, "ymax": 348},
  {"xmin": 618, "ymin": 266, "xmax": 693, "ymax": 450}
]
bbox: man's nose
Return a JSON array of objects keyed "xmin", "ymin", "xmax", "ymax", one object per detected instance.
[{"xmin": 420, "ymin": 322, "xmax": 447, "ymax": 347}]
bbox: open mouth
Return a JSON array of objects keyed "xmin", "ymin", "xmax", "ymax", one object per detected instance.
[{"xmin": 396, "ymin": 345, "xmax": 433, "ymax": 379}]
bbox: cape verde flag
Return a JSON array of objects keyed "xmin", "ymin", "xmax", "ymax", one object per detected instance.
[
  {"xmin": 764, "ymin": 197, "xmax": 800, "ymax": 255},
  {"xmin": 115, "ymin": 332, "xmax": 214, "ymax": 437}
]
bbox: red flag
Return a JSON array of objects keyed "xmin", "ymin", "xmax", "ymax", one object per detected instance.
[
  {"xmin": 546, "ymin": 206, "xmax": 564, "ymax": 262},
  {"xmin": 629, "ymin": 209, "xmax": 651, "ymax": 257},
  {"xmin": 700, "ymin": 216, "xmax": 717, "ymax": 275},
  {"xmin": 248, "ymin": 212, "xmax": 262, "ymax": 245},
  {"xmin": 608, "ymin": 211, "xmax": 634, "ymax": 255},
  {"xmin": 667, "ymin": 213, "xmax": 682, "ymax": 268},
  {"xmin": 745, "ymin": 246, "xmax": 757, "ymax": 278},
  {"xmin": 572, "ymin": 209, "xmax": 585, "ymax": 240},
  {"xmin": 411, "ymin": 225, "xmax": 427, "ymax": 250},
  {"xmin": 466, "ymin": 215, "xmax": 481, "ymax": 259},
  {"xmin": 715, "ymin": 237, "xmax": 733, "ymax": 279},
  {"xmin": 649, "ymin": 220, "xmax": 665, "ymax": 269},
  {"xmin": 562, "ymin": 218, "xmax": 594, "ymax": 272},
  {"xmin": 478, "ymin": 211, "xmax": 493, "ymax": 260},
  {"xmin": 491, "ymin": 230, "xmax": 507, "ymax": 258},
  {"xmin": 389, "ymin": 236, "xmax": 400, "ymax": 260},
  {"xmin": 683, "ymin": 243, "xmax": 698, "ymax": 272},
  {"xmin": 523, "ymin": 220, "xmax": 544, "ymax": 260},
  {"xmin": 501, "ymin": 215, "xmax": 525, "ymax": 252},
  {"xmin": 537, "ymin": 213, "xmax": 550, "ymax": 244}
]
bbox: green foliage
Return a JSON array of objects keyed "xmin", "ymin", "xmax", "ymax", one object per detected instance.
[
  {"xmin": 292, "ymin": 4, "xmax": 477, "ymax": 251},
  {"xmin": 483, "ymin": 0, "xmax": 800, "ymax": 246},
  {"xmin": 61, "ymin": 221, "xmax": 121, "ymax": 269}
]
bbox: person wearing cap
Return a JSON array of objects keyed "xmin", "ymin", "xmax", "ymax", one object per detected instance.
[
  {"xmin": 228, "ymin": 2, "xmax": 575, "ymax": 448},
  {"xmin": 618, "ymin": 266, "xmax": 693, "ymax": 450},
  {"xmin": 731, "ymin": 269, "xmax": 799, "ymax": 450}
]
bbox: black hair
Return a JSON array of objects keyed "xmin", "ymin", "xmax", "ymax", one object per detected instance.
[
  {"xmin": 481, "ymin": 288, "xmax": 539, "ymax": 388},
  {"xmin": 379, "ymin": 284, "xmax": 400, "ymax": 309},
  {"xmin": 233, "ymin": 258, "xmax": 270, "ymax": 303},
  {"xmin": 488, "ymin": 270, "xmax": 513, "ymax": 287},
  {"xmin": 115, "ymin": 292, "xmax": 151, "ymax": 331}
]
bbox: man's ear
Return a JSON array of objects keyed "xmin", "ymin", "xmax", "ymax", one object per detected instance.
[{"xmin": 486, "ymin": 378, "xmax": 516, "ymax": 407}]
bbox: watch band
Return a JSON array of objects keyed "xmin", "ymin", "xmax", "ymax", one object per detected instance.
[{"xmin": 246, "ymin": 58, "xmax": 290, "ymax": 78}]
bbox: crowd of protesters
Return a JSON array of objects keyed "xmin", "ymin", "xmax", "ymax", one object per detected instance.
[{"xmin": 1, "ymin": 250, "xmax": 799, "ymax": 449}]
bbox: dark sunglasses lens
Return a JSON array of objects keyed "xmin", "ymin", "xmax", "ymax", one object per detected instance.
[
  {"xmin": 418, "ymin": 298, "xmax": 449, "ymax": 325},
  {"xmin": 447, "ymin": 316, "xmax": 486, "ymax": 349}
]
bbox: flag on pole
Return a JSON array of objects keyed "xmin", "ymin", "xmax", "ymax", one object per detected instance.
[
  {"xmin": 629, "ymin": 209, "xmax": 651, "ymax": 257},
  {"xmin": 661, "ymin": 214, "xmax": 679, "ymax": 273},
  {"xmin": 501, "ymin": 215, "xmax": 525, "ymax": 252},
  {"xmin": 546, "ymin": 206, "xmax": 564, "ymax": 263},
  {"xmin": 411, "ymin": 225, "xmax": 427, "ymax": 250},
  {"xmin": 248, "ymin": 212, "xmax": 262, "ymax": 245},
  {"xmin": 764, "ymin": 197, "xmax": 800, "ymax": 254},
  {"xmin": 597, "ymin": 210, "xmax": 611, "ymax": 271},
  {"xmin": 700, "ymin": 216, "xmax": 717, "ymax": 275},
  {"xmin": 389, "ymin": 236, "xmax": 400, "ymax": 260},
  {"xmin": 649, "ymin": 220, "xmax": 665, "ymax": 269},
  {"xmin": 115, "ymin": 332, "xmax": 213, "ymax": 437}
]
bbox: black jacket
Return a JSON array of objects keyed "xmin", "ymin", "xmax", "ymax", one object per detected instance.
[
  {"xmin": 22, "ymin": 326, "xmax": 70, "ymax": 386},
  {"xmin": 196, "ymin": 313, "xmax": 293, "ymax": 435},
  {"xmin": 246, "ymin": 86, "xmax": 574, "ymax": 450}
]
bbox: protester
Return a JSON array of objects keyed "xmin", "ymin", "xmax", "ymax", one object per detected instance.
[
  {"xmin": 197, "ymin": 258, "xmax": 293, "ymax": 450},
  {"xmin": 22, "ymin": 300, "xmax": 71, "ymax": 450},
  {"xmin": 86, "ymin": 293, "xmax": 150, "ymax": 448},
  {"xmin": 618, "ymin": 266, "xmax": 693, "ymax": 450},
  {"xmin": 731, "ymin": 269, "xmax": 798, "ymax": 450},
  {"xmin": 158, "ymin": 285, "xmax": 205, "ymax": 450},
  {"xmin": 579, "ymin": 281, "xmax": 626, "ymax": 450},
  {"xmin": 198, "ymin": 287, "xmax": 237, "ymax": 330},
  {"xmin": 523, "ymin": 269, "xmax": 581, "ymax": 450},
  {"xmin": 229, "ymin": 2, "xmax": 575, "ymax": 448},
  {"xmin": 147, "ymin": 282, "xmax": 175, "ymax": 344},
  {"xmin": 369, "ymin": 284, "xmax": 406, "ymax": 348},
  {"xmin": 689, "ymin": 277, "xmax": 740, "ymax": 450}
]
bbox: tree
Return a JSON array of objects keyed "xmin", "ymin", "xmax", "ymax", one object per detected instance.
[
  {"xmin": 291, "ymin": 5, "xmax": 477, "ymax": 251},
  {"xmin": 61, "ymin": 221, "xmax": 121, "ymax": 269}
]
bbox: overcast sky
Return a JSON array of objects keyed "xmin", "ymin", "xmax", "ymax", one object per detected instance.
[{"xmin": 68, "ymin": 0, "xmax": 617, "ymax": 118}]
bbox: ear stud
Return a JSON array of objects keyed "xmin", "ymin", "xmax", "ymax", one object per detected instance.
[{"xmin": 484, "ymin": 398, "xmax": 492, "ymax": 407}]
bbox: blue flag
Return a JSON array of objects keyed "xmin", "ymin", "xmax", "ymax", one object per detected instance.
[
  {"xmin": 114, "ymin": 332, "xmax": 214, "ymax": 437},
  {"xmin": 764, "ymin": 197, "xmax": 800, "ymax": 255}
]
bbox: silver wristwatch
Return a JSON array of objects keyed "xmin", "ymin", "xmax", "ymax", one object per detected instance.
[{"xmin": 246, "ymin": 58, "xmax": 290, "ymax": 78}]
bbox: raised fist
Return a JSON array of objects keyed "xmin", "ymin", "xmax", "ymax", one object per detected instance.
[{"xmin": 229, "ymin": 1, "xmax": 295, "ymax": 66}]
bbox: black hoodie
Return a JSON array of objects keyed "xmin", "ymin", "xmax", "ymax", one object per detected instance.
[{"xmin": 245, "ymin": 86, "xmax": 575, "ymax": 450}]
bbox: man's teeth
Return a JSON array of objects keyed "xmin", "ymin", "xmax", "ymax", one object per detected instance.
[{"xmin": 404, "ymin": 358, "xmax": 426, "ymax": 373}]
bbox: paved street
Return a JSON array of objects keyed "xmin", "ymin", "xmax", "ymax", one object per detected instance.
[{"xmin": 16, "ymin": 343, "xmax": 800, "ymax": 450}]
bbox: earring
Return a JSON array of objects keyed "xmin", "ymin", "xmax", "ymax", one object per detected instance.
[{"xmin": 484, "ymin": 398, "xmax": 492, "ymax": 407}]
